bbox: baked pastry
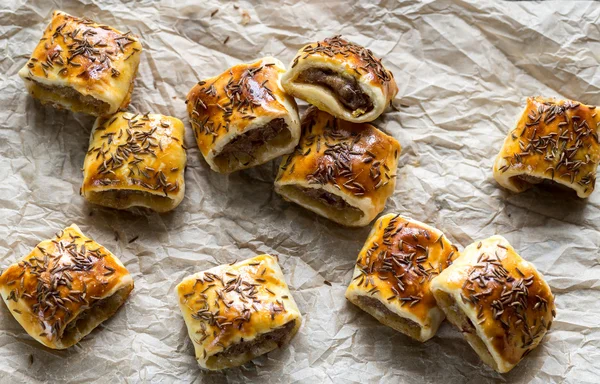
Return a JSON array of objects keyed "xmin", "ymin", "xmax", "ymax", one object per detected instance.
[
  {"xmin": 18, "ymin": 10, "xmax": 142, "ymax": 116},
  {"xmin": 430, "ymin": 235, "xmax": 556, "ymax": 373},
  {"xmin": 345, "ymin": 214, "xmax": 458, "ymax": 342},
  {"xmin": 186, "ymin": 57, "xmax": 300, "ymax": 173},
  {"xmin": 493, "ymin": 96, "xmax": 600, "ymax": 198},
  {"xmin": 274, "ymin": 106, "xmax": 401, "ymax": 227},
  {"xmin": 81, "ymin": 112, "xmax": 187, "ymax": 212},
  {"xmin": 281, "ymin": 35, "xmax": 398, "ymax": 123},
  {"xmin": 0, "ymin": 224, "xmax": 133, "ymax": 349},
  {"xmin": 176, "ymin": 254, "xmax": 302, "ymax": 370}
]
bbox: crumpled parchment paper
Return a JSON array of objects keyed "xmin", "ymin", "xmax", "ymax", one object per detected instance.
[{"xmin": 0, "ymin": 0, "xmax": 599, "ymax": 383}]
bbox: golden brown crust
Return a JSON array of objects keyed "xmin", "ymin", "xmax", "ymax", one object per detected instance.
[
  {"xmin": 0, "ymin": 224, "xmax": 133, "ymax": 349},
  {"xmin": 431, "ymin": 235, "xmax": 556, "ymax": 373},
  {"xmin": 186, "ymin": 57, "xmax": 300, "ymax": 173},
  {"xmin": 281, "ymin": 35, "xmax": 398, "ymax": 122},
  {"xmin": 274, "ymin": 106, "xmax": 401, "ymax": 227},
  {"xmin": 176, "ymin": 254, "xmax": 302, "ymax": 370},
  {"xmin": 291, "ymin": 35, "xmax": 395, "ymax": 85},
  {"xmin": 18, "ymin": 10, "xmax": 142, "ymax": 116},
  {"xmin": 346, "ymin": 214, "xmax": 458, "ymax": 341},
  {"xmin": 81, "ymin": 112, "xmax": 187, "ymax": 212},
  {"xmin": 493, "ymin": 96, "xmax": 600, "ymax": 198}
]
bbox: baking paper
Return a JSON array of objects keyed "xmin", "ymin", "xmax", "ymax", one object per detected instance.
[{"xmin": 0, "ymin": 0, "xmax": 599, "ymax": 383}]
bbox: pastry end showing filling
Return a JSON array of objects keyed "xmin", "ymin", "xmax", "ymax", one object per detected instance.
[
  {"xmin": 29, "ymin": 80, "xmax": 111, "ymax": 115},
  {"xmin": 278, "ymin": 185, "xmax": 364, "ymax": 225},
  {"xmin": 84, "ymin": 189, "xmax": 176, "ymax": 212},
  {"xmin": 511, "ymin": 174, "xmax": 578, "ymax": 195},
  {"xmin": 297, "ymin": 68, "xmax": 373, "ymax": 115},
  {"xmin": 434, "ymin": 290, "xmax": 500, "ymax": 371},
  {"xmin": 214, "ymin": 118, "xmax": 291, "ymax": 172},
  {"xmin": 58, "ymin": 285, "xmax": 131, "ymax": 348},
  {"xmin": 355, "ymin": 295, "xmax": 422, "ymax": 340},
  {"xmin": 206, "ymin": 319, "xmax": 297, "ymax": 369}
]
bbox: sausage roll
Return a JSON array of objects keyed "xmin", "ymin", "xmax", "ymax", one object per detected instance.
[
  {"xmin": 493, "ymin": 96, "xmax": 600, "ymax": 198},
  {"xmin": 18, "ymin": 11, "xmax": 142, "ymax": 116},
  {"xmin": 430, "ymin": 236, "xmax": 556, "ymax": 373},
  {"xmin": 345, "ymin": 214, "xmax": 458, "ymax": 342},
  {"xmin": 81, "ymin": 112, "xmax": 187, "ymax": 212},
  {"xmin": 281, "ymin": 35, "xmax": 398, "ymax": 123},
  {"xmin": 0, "ymin": 224, "xmax": 133, "ymax": 349},
  {"xmin": 186, "ymin": 57, "xmax": 300, "ymax": 173},
  {"xmin": 274, "ymin": 107, "xmax": 401, "ymax": 227},
  {"xmin": 176, "ymin": 254, "xmax": 302, "ymax": 370}
]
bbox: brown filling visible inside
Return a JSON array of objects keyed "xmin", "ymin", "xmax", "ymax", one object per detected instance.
[
  {"xmin": 279, "ymin": 185, "xmax": 364, "ymax": 225},
  {"xmin": 214, "ymin": 118, "xmax": 291, "ymax": 170},
  {"xmin": 435, "ymin": 290, "xmax": 499, "ymax": 371},
  {"xmin": 213, "ymin": 319, "xmax": 296, "ymax": 359},
  {"xmin": 62, "ymin": 296, "xmax": 111, "ymax": 339},
  {"xmin": 297, "ymin": 68, "xmax": 373, "ymax": 113},
  {"xmin": 31, "ymin": 80, "xmax": 110, "ymax": 114},
  {"xmin": 85, "ymin": 188, "xmax": 175, "ymax": 212},
  {"xmin": 220, "ymin": 118, "xmax": 286, "ymax": 157},
  {"xmin": 356, "ymin": 295, "xmax": 420, "ymax": 330},
  {"xmin": 511, "ymin": 174, "xmax": 577, "ymax": 194},
  {"xmin": 517, "ymin": 175, "xmax": 543, "ymax": 185},
  {"xmin": 299, "ymin": 186, "xmax": 354, "ymax": 211}
]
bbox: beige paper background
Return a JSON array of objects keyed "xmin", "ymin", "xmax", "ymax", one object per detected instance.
[{"xmin": 0, "ymin": 0, "xmax": 599, "ymax": 383}]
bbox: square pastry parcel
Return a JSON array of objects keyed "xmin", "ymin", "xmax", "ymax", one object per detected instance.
[
  {"xmin": 176, "ymin": 254, "xmax": 302, "ymax": 370},
  {"xmin": 346, "ymin": 214, "xmax": 458, "ymax": 341},
  {"xmin": 186, "ymin": 57, "xmax": 300, "ymax": 173},
  {"xmin": 0, "ymin": 224, "xmax": 133, "ymax": 349},
  {"xmin": 275, "ymin": 106, "xmax": 401, "ymax": 227},
  {"xmin": 81, "ymin": 111, "xmax": 187, "ymax": 212},
  {"xmin": 18, "ymin": 11, "xmax": 142, "ymax": 116},
  {"xmin": 493, "ymin": 96, "xmax": 600, "ymax": 198},
  {"xmin": 430, "ymin": 235, "xmax": 556, "ymax": 373}
]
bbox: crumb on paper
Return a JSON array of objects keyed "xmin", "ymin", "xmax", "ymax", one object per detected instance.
[
  {"xmin": 241, "ymin": 10, "xmax": 251, "ymax": 25},
  {"xmin": 224, "ymin": 36, "xmax": 230, "ymax": 44},
  {"xmin": 211, "ymin": 9, "xmax": 219, "ymax": 17}
]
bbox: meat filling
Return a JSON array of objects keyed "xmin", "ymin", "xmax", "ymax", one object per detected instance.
[
  {"xmin": 61, "ymin": 296, "xmax": 112, "ymax": 339},
  {"xmin": 299, "ymin": 186, "xmax": 353, "ymax": 211},
  {"xmin": 214, "ymin": 319, "xmax": 296, "ymax": 359},
  {"xmin": 448, "ymin": 296, "xmax": 476, "ymax": 333},
  {"xmin": 512, "ymin": 174, "xmax": 577, "ymax": 194},
  {"xmin": 219, "ymin": 118, "xmax": 287, "ymax": 159},
  {"xmin": 297, "ymin": 68, "xmax": 373, "ymax": 113},
  {"xmin": 31, "ymin": 80, "xmax": 110, "ymax": 114},
  {"xmin": 356, "ymin": 295, "xmax": 420, "ymax": 329},
  {"xmin": 434, "ymin": 290, "xmax": 499, "ymax": 370},
  {"xmin": 85, "ymin": 189, "xmax": 175, "ymax": 212},
  {"xmin": 517, "ymin": 174, "xmax": 543, "ymax": 185}
]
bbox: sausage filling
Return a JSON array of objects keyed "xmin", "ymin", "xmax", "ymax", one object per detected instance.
[
  {"xmin": 277, "ymin": 185, "xmax": 365, "ymax": 225},
  {"xmin": 30, "ymin": 80, "xmax": 111, "ymax": 115},
  {"xmin": 85, "ymin": 189, "xmax": 175, "ymax": 212},
  {"xmin": 434, "ymin": 290, "xmax": 499, "ymax": 371},
  {"xmin": 356, "ymin": 295, "xmax": 420, "ymax": 330},
  {"xmin": 299, "ymin": 186, "xmax": 354, "ymax": 211},
  {"xmin": 213, "ymin": 319, "xmax": 296, "ymax": 359},
  {"xmin": 62, "ymin": 296, "xmax": 112, "ymax": 339},
  {"xmin": 511, "ymin": 174, "xmax": 578, "ymax": 195},
  {"xmin": 215, "ymin": 118, "xmax": 290, "ymax": 170},
  {"xmin": 297, "ymin": 68, "xmax": 373, "ymax": 114}
]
